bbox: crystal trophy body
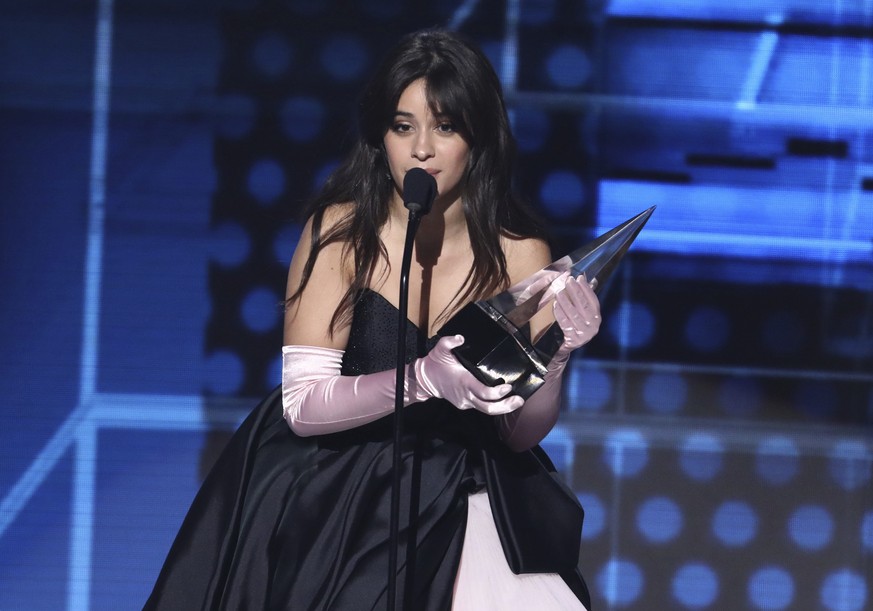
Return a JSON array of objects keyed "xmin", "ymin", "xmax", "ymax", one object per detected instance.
[{"xmin": 438, "ymin": 207, "xmax": 654, "ymax": 398}]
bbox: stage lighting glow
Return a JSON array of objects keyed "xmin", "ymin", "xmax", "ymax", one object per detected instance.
[
  {"xmin": 546, "ymin": 45, "xmax": 592, "ymax": 89},
  {"xmin": 603, "ymin": 429, "xmax": 649, "ymax": 478},
  {"xmin": 678, "ymin": 433, "xmax": 724, "ymax": 482},
  {"xmin": 672, "ymin": 562, "xmax": 719, "ymax": 609},
  {"xmin": 684, "ymin": 306, "xmax": 730, "ymax": 353},
  {"xmin": 539, "ymin": 170, "xmax": 585, "ymax": 219},
  {"xmin": 820, "ymin": 569, "xmax": 867, "ymax": 611},
  {"xmin": 637, "ymin": 496, "xmax": 683, "ymax": 544},
  {"xmin": 280, "ymin": 96, "xmax": 326, "ymax": 143},
  {"xmin": 241, "ymin": 287, "xmax": 282, "ymax": 333},
  {"xmin": 247, "ymin": 158, "xmax": 286, "ymax": 205},
  {"xmin": 712, "ymin": 500, "xmax": 758, "ymax": 547},
  {"xmin": 203, "ymin": 350, "xmax": 244, "ymax": 395},
  {"xmin": 210, "ymin": 222, "xmax": 251, "ymax": 267},
  {"xmin": 717, "ymin": 377, "xmax": 763, "ymax": 418},
  {"xmin": 748, "ymin": 566, "xmax": 795, "ymax": 611},
  {"xmin": 597, "ymin": 558, "xmax": 644, "ymax": 607},
  {"xmin": 788, "ymin": 504, "xmax": 834, "ymax": 551},
  {"xmin": 643, "ymin": 372, "xmax": 688, "ymax": 414},
  {"xmin": 606, "ymin": 300, "xmax": 656, "ymax": 350},
  {"xmin": 577, "ymin": 492, "xmax": 606, "ymax": 541},
  {"xmin": 827, "ymin": 440, "xmax": 872, "ymax": 491},
  {"xmin": 512, "ymin": 107, "xmax": 550, "ymax": 152},
  {"xmin": 566, "ymin": 365, "xmax": 612, "ymax": 412}
]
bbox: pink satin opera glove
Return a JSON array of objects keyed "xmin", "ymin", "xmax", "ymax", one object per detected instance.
[{"xmin": 282, "ymin": 336, "xmax": 524, "ymax": 437}]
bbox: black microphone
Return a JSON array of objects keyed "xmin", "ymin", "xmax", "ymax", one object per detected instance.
[{"xmin": 402, "ymin": 167, "xmax": 437, "ymax": 215}]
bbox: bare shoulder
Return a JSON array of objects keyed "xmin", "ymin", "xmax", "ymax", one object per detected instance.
[
  {"xmin": 501, "ymin": 234, "xmax": 552, "ymax": 286},
  {"xmin": 283, "ymin": 203, "xmax": 355, "ymax": 348}
]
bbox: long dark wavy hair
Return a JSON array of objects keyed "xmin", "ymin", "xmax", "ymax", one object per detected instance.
[{"xmin": 287, "ymin": 29, "xmax": 548, "ymax": 334}]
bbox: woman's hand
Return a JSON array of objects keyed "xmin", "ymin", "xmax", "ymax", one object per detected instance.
[
  {"xmin": 413, "ymin": 335, "xmax": 524, "ymax": 415},
  {"xmin": 553, "ymin": 275, "xmax": 601, "ymax": 359}
]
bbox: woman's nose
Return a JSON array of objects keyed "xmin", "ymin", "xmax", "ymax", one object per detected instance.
[{"xmin": 412, "ymin": 132, "xmax": 434, "ymax": 160}]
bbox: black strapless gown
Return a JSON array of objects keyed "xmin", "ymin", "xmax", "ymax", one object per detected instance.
[{"xmin": 144, "ymin": 289, "xmax": 590, "ymax": 610}]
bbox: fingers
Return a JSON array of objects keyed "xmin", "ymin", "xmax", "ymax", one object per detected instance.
[
  {"xmin": 464, "ymin": 391, "xmax": 524, "ymax": 415},
  {"xmin": 554, "ymin": 276, "xmax": 602, "ymax": 349},
  {"xmin": 435, "ymin": 334, "xmax": 465, "ymax": 352}
]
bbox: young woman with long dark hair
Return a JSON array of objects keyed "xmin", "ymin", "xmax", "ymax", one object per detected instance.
[{"xmin": 146, "ymin": 29, "xmax": 599, "ymax": 610}]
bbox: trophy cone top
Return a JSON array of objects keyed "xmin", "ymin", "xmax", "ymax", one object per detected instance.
[
  {"xmin": 486, "ymin": 206, "xmax": 655, "ymax": 327},
  {"xmin": 564, "ymin": 205, "xmax": 655, "ymax": 293}
]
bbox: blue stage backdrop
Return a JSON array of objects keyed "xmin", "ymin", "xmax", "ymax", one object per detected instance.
[{"xmin": 1, "ymin": 0, "xmax": 871, "ymax": 609}]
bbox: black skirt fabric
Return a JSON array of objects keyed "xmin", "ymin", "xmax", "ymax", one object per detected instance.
[{"xmin": 144, "ymin": 290, "xmax": 590, "ymax": 610}]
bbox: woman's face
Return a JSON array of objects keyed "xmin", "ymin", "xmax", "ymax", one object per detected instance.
[{"xmin": 383, "ymin": 78, "xmax": 471, "ymax": 207}]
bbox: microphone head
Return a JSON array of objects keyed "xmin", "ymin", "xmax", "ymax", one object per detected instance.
[{"xmin": 402, "ymin": 168, "xmax": 437, "ymax": 215}]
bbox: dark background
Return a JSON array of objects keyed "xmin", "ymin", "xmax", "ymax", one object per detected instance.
[{"xmin": 1, "ymin": 0, "xmax": 871, "ymax": 609}]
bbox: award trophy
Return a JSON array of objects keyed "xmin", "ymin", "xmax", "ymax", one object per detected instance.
[{"xmin": 438, "ymin": 206, "xmax": 654, "ymax": 398}]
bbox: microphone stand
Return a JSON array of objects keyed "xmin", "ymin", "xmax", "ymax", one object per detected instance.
[{"xmin": 388, "ymin": 202, "xmax": 424, "ymax": 611}]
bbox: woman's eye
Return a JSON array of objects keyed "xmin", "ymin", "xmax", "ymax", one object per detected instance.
[
  {"xmin": 391, "ymin": 123, "xmax": 413, "ymax": 133},
  {"xmin": 436, "ymin": 122, "xmax": 455, "ymax": 133}
]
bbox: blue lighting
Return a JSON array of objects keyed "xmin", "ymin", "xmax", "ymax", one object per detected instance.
[
  {"xmin": 755, "ymin": 436, "xmax": 799, "ymax": 486},
  {"xmin": 606, "ymin": 300, "xmax": 656, "ymax": 350},
  {"xmin": 684, "ymin": 306, "xmax": 730, "ymax": 353},
  {"xmin": 577, "ymin": 492, "xmax": 606, "ymax": 541},
  {"xmin": 314, "ymin": 159, "xmax": 340, "ymax": 191},
  {"xmin": 637, "ymin": 496, "xmax": 683, "ymax": 544},
  {"xmin": 788, "ymin": 505, "xmax": 834, "ymax": 551},
  {"xmin": 268, "ymin": 354, "xmax": 282, "ymax": 388},
  {"xmin": 539, "ymin": 170, "xmax": 585, "ymax": 219},
  {"xmin": 281, "ymin": 96, "xmax": 326, "ymax": 143},
  {"xmin": 748, "ymin": 566, "xmax": 795, "ymax": 611},
  {"xmin": 795, "ymin": 380, "xmax": 838, "ymax": 421},
  {"xmin": 718, "ymin": 377, "xmax": 762, "ymax": 418},
  {"xmin": 520, "ymin": 0, "xmax": 557, "ymax": 25},
  {"xmin": 247, "ymin": 158, "xmax": 286, "ymax": 205},
  {"xmin": 761, "ymin": 310, "xmax": 806, "ymax": 356},
  {"xmin": 827, "ymin": 440, "xmax": 872, "ymax": 491},
  {"xmin": 273, "ymin": 223, "xmax": 303, "ymax": 266},
  {"xmin": 597, "ymin": 558, "xmax": 644, "ymax": 607},
  {"xmin": 513, "ymin": 107, "xmax": 550, "ymax": 152},
  {"xmin": 672, "ymin": 563, "xmax": 719, "ymax": 609},
  {"xmin": 820, "ymin": 569, "xmax": 868, "ymax": 611},
  {"xmin": 566, "ymin": 364, "xmax": 612, "ymax": 412},
  {"xmin": 214, "ymin": 94, "xmax": 256, "ymax": 139},
  {"xmin": 251, "ymin": 32, "xmax": 293, "ymax": 78},
  {"xmin": 209, "ymin": 222, "xmax": 250, "ymax": 267},
  {"xmin": 712, "ymin": 500, "xmax": 758, "ymax": 547},
  {"xmin": 241, "ymin": 287, "xmax": 282, "ymax": 333},
  {"xmin": 203, "ymin": 350, "xmax": 244, "ymax": 395},
  {"xmin": 320, "ymin": 35, "xmax": 368, "ymax": 82},
  {"xmin": 546, "ymin": 44, "xmax": 591, "ymax": 89},
  {"xmin": 679, "ymin": 433, "xmax": 725, "ymax": 482},
  {"xmin": 862, "ymin": 511, "xmax": 873, "ymax": 552},
  {"xmin": 642, "ymin": 372, "xmax": 687, "ymax": 415},
  {"xmin": 603, "ymin": 429, "xmax": 649, "ymax": 478}
]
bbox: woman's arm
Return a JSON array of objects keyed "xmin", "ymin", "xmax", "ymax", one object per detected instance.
[{"xmin": 498, "ymin": 236, "xmax": 601, "ymax": 452}]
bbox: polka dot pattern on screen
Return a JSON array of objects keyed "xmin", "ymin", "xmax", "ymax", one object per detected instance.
[
  {"xmin": 636, "ymin": 496, "xmax": 683, "ymax": 543},
  {"xmin": 247, "ymin": 158, "xmax": 285, "ymax": 205},
  {"xmin": 597, "ymin": 558, "xmax": 643, "ymax": 607},
  {"xmin": 672, "ymin": 563, "xmax": 719, "ymax": 609},
  {"xmin": 748, "ymin": 566, "xmax": 795, "ymax": 611},
  {"xmin": 241, "ymin": 287, "xmax": 281, "ymax": 333}
]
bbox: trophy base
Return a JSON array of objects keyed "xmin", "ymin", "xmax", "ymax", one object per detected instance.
[{"xmin": 438, "ymin": 303, "xmax": 548, "ymax": 400}]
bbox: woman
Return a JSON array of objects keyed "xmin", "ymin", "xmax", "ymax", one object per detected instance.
[{"xmin": 146, "ymin": 29, "xmax": 600, "ymax": 610}]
